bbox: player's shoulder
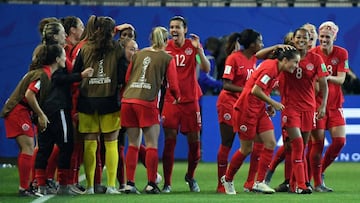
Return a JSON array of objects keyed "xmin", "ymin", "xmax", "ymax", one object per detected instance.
[{"xmin": 333, "ymin": 45, "xmax": 348, "ymax": 56}]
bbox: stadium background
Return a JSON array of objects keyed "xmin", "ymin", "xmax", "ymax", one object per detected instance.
[{"xmin": 0, "ymin": 1, "xmax": 359, "ymax": 162}]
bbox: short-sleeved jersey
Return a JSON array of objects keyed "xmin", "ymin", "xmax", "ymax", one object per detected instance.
[
  {"xmin": 312, "ymin": 45, "xmax": 349, "ymax": 109},
  {"xmin": 233, "ymin": 59, "xmax": 279, "ymax": 113},
  {"xmin": 165, "ymin": 39, "xmax": 201, "ymax": 103},
  {"xmin": 219, "ymin": 51, "xmax": 257, "ymax": 100},
  {"xmin": 27, "ymin": 66, "xmax": 52, "ymax": 94},
  {"xmin": 282, "ymin": 51, "xmax": 327, "ymax": 111}
]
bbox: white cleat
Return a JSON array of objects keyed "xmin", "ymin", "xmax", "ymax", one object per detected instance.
[
  {"xmin": 86, "ymin": 187, "xmax": 94, "ymax": 195},
  {"xmin": 106, "ymin": 187, "xmax": 121, "ymax": 194},
  {"xmin": 220, "ymin": 175, "xmax": 236, "ymax": 195},
  {"xmin": 252, "ymin": 181, "xmax": 275, "ymax": 194}
]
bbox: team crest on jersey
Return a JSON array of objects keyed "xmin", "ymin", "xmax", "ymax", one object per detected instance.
[
  {"xmin": 239, "ymin": 125, "xmax": 247, "ymax": 132},
  {"xmin": 223, "ymin": 113, "xmax": 231, "ymax": 121},
  {"xmin": 306, "ymin": 63, "xmax": 314, "ymax": 71},
  {"xmin": 282, "ymin": 116, "xmax": 287, "ymax": 123},
  {"xmin": 22, "ymin": 123, "xmax": 30, "ymax": 131},
  {"xmin": 185, "ymin": 48, "xmax": 193, "ymax": 55},
  {"xmin": 331, "ymin": 57, "xmax": 339, "ymax": 65}
]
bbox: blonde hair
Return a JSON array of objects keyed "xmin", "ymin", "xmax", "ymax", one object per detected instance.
[
  {"xmin": 283, "ymin": 31, "xmax": 293, "ymax": 45},
  {"xmin": 150, "ymin": 26, "xmax": 168, "ymax": 49},
  {"xmin": 319, "ymin": 21, "xmax": 339, "ymax": 39}
]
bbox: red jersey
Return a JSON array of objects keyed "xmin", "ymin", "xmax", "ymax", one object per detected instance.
[
  {"xmin": 165, "ymin": 39, "xmax": 201, "ymax": 103},
  {"xmin": 282, "ymin": 51, "xmax": 327, "ymax": 111},
  {"xmin": 312, "ymin": 46, "xmax": 349, "ymax": 109},
  {"xmin": 234, "ymin": 59, "xmax": 280, "ymax": 113},
  {"xmin": 64, "ymin": 38, "xmax": 76, "ymax": 73},
  {"xmin": 69, "ymin": 40, "xmax": 88, "ymax": 69},
  {"xmin": 219, "ymin": 51, "xmax": 257, "ymax": 100}
]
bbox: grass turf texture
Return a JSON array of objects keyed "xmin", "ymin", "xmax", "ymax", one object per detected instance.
[{"xmin": 0, "ymin": 162, "xmax": 359, "ymax": 203}]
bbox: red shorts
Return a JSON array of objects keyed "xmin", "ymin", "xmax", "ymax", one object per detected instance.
[
  {"xmin": 282, "ymin": 108, "xmax": 315, "ymax": 132},
  {"xmin": 216, "ymin": 93, "xmax": 237, "ymax": 126},
  {"xmin": 232, "ymin": 108, "xmax": 274, "ymax": 141},
  {"xmin": 316, "ymin": 108, "xmax": 346, "ymax": 130},
  {"xmin": 121, "ymin": 103, "xmax": 160, "ymax": 128},
  {"xmin": 162, "ymin": 101, "xmax": 201, "ymax": 133},
  {"xmin": 4, "ymin": 104, "xmax": 35, "ymax": 139},
  {"xmin": 217, "ymin": 103, "xmax": 234, "ymax": 126}
]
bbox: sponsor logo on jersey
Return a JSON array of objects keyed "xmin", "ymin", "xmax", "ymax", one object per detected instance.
[
  {"xmin": 321, "ymin": 63, "xmax": 327, "ymax": 73},
  {"xmin": 260, "ymin": 74, "xmax": 271, "ymax": 85},
  {"xmin": 224, "ymin": 65, "xmax": 232, "ymax": 75},
  {"xmin": 344, "ymin": 60, "xmax": 349, "ymax": 69}
]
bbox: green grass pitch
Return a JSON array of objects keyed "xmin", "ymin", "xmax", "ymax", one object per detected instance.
[{"xmin": 1, "ymin": 162, "xmax": 359, "ymax": 203}]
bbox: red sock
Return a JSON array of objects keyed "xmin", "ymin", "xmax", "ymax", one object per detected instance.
[
  {"xmin": 126, "ymin": 146, "xmax": 139, "ymax": 183},
  {"xmin": 322, "ymin": 137, "xmax": 345, "ymax": 173},
  {"xmin": 117, "ymin": 146, "xmax": 125, "ymax": 186},
  {"xmin": 269, "ymin": 145, "xmax": 285, "ymax": 171},
  {"xmin": 139, "ymin": 144, "xmax": 146, "ymax": 166},
  {"xmin": 303, "ymin": 144, "xmax": 309, "ymax": 183},
  {"xmin": 256, "ymin": 147, "xmax": 273, "ymax": 182},
  {"xmin": 94, "ymin": 140, "xmax": 103, "ymax": 185},
  {"xmin": 70, "ymin": 142, "xmax": 82, "ymax": 184},
  {"xmin": 310, "ymin": 140, "xmax": 324, "ymax": 186},
  {"xmin": 225, "ymin": 150, "xmax": 247, "ymax": 181},
  {"xmin": 145, "ymin": 148, "xmax": 158, "ymax": 183},
  {"xmin": 284, "ymin": 147, "xmax": 292, "ymax": 180},
  {"xmin": 246, "ymin": 142, "xmax": 264, "ymax": 184},
  {"xmin": 57, "ymin": 169, "xmax": 68, "ymax": 185},
  {"xmin": 291, "ymin": 137, "xmax": 306, "ymax": 189},
  {"xmin": 31, "ymin": 148, "xmax": 38, "ymax": 181},
  {"xmin": 217, "ymin": 144, "xmax": 230, "ymax": 187},
  {"xmin": 35, "ymin": 169, "xmax": 46, "ymax": 187},
  {"xmin": 306, "ymin": 139, "xmax": 312, "ymax": 181},
  {"xmin": 46, "ymin": 145, "xmax": 59, "ymax": 180},
  {"xmin": 187, "ymin": 141, "xmax": 200, "ymax": 179},
  {"xmin": 162, "ymin": 138, "xmax": 176, "ymax": 186},
  {"xmin": 18, "ymin": 153, "xmax": 33, "ymax": 189}
]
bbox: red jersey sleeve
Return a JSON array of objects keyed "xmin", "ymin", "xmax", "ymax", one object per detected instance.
[
  {"xmin": 222, "ymin": 54, "xmax": 236, "ymax": 81},
  {"xmin": 125, "ymin": 61, "xmax": 133, "ymax": 84},
  {"xmin": 313, "ymin": 53, "xmax": 328, "ymax": 78},
  {"xmin": 166, "ymin": 58, "xmax": 180, "ymax": 100},
  {"xmin": 28, "ymin": 80, "xmax": 40, "ymax": 94},
  {"xmin": 337, "ymin": 47, "xmax": 350, "ymax": 73},
  {"xmin": 254, "ymin": 61, "xmax": 278, "ymax": 93}
]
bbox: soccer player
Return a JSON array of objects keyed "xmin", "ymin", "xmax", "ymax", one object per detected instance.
[
  {"xmin": 161, "ymin": 15, "xmax": 210, "ymax": 193},
  {"xmin": 216, "ymin": 29, "xmax": 291, "ymax": 193},
  {"xmin": 0, "ymin": 44, "xmax": 62, "ymax": 197},
  {"xmin": 122, "ymin": 26, "xmax": 180, "ymax": 194},
  {"xmin": 34, "ymin": 43, "xmax": 93, "ymax": 195},
  {"xmin": 310, "ymin": 21, "xmax": 349, "ymax": 192},
  {"xmin": 281, "ymin": 27, "xmax": 328, "ymax": 194},
  {"xmin": 220, "ymin": 48, "xmax": 300, "ymax": 195},
  {"xmin": 72, "ymin": 16, "xmax": 124, "ymax": 195}
]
